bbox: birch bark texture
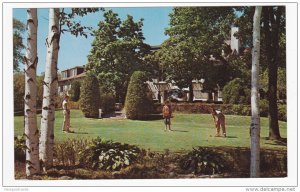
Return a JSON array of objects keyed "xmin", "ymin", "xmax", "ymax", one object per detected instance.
[
  {"xmin": 24, "ymin": 8, "xmax": 40, "ymax": 176},
  {"xmin": 250, "ymin": 6, "xmax": 262, "ymax": 178},
  {"xmin": 39, "ymin": 8, "xmax": 60, "ymax": 170}
]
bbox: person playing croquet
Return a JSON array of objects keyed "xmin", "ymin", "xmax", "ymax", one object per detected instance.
[
  {"xmin": 162, "ymin": 100, "xmax": 172, "ymax": 131},
  {"xmin": 62, "ymin": 94, "xmax": 72, "ymax": 133},
  {"xmin": 211, "ymin": 108, "xmax": 226, "ymax": 137}
]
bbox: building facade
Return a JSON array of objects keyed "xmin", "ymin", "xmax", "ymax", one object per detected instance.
[{"xmin": 58, "ymin": 66, "xmax": 86, "ymax": 96}]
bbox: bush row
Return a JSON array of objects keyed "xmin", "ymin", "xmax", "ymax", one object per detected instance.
[
  {"xmin": 154, "ymin": 102, "xmax": 287, "ymax": 121},
  {"xmin": 15, "ymin": 136, "xmax": 287, "ymax": 177}
]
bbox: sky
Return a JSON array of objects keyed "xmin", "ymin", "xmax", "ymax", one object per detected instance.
[{"xmin": 13, "ymin": 7, "xmax": 173, "ymax": 75}]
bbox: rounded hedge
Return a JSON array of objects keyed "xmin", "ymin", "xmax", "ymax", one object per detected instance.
[
  {"xmin": 100, "ymin": 93, "xmax": 116, "ymax": 114},
  {"xmin": 222, "ymin": 78, "xmax": 251, "ymax": 104},
  {"xmin": 80, "ymin": 74, "xmax": 100, "ymax": 118},
  {"xmin": 70, "ymin": 81, "xmax": 81, "ymax": 102},
  {"xmin": 125, "ymin": 71, "xmax": 153, "ymax": 120}
]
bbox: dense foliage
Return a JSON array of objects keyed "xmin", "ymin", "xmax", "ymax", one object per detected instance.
[
  {"xmin": 179, "ymin": 147, "xmax": 233, "ymax": 175},
  {"xmin": 222, "ymin": 78, "xmax": 251, "ymax": 104},
  {"xmin": 100, "ymin": 93, "xmax": 116, "ymax": 114},
  {"xmin": 155, "ymin": 7, "xmax": 236, "ymax": 100},
  {"xmin": 86, "ymin": 10, "xmax": 151, "ymax": 103},
  {"xmin": 54, "ymin": 138, "xmax": 89, "ymax": 166},
  {"xmin": 78, "ymin": 137, "xmax": 142, "ymax": 171},
  {"xmin": 69, "ymin": 81, "xmax": 81, "ymax": 102},
  {"xmin": 125, "ymin": 71, "xmax": 154, "ymax": 120},
  {"xmin": 14, "ymin": 73, "xmax": 44, "ymax": 112},
  {"xmin": 13, "ymin": 18, "xmax": 25, "ymax": 72},
  {"xmin": 80, "ymin": 74, "xmax": 100, "ymax": 118},
  {"xmin": 14, "ymin": 136, "xmax": 26, "ymax": 161}
]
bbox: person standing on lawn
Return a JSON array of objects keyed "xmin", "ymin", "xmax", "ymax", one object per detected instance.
[
  {"xmin": 62, "ymin": 94, "xmax": 72, "ymax": 133},
  {"xmin": 211, "ymin": 108, "xmax": 226, "ymax": 137},
  {"xmin": 162, "ymin": 100, "xmax": 172, "ymax": 131}
]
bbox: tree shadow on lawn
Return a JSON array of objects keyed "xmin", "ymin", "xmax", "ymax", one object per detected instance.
[
  {"xmin": 171, "ymin": 129, "xmax": 189, "ymax": 133},
  {"xmin": 213, "ymin": 135, "xmax": 238, "ymax": 139},
  {"xmin": 263, "ymin": 137, "xmax": 287, "ymax": 146},
  {"xmin": 138, "ymin": 114, "xmax": 164, "ymax": 121},
  {"xmin": 64, "ymin": 131, "xmax": 88, "ymax": 134},
  {"xmin": 225, "ymin": 136, "xmax": 238, "ymax": 139},
  {"xmin": 74, "ymin": 132, "xmax": 89, "ymax": 135}
]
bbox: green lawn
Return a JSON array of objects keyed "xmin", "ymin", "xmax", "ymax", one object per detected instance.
[{"xmin": 14, "ymin": 110, "xmax": 287, "ymax": 152}]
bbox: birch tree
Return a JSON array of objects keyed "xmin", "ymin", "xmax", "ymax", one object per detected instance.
[
  {"xmin": 39, "ymin": 8, "xmax": 102, "ymax": 171},
  {"xmin": 24, "ymin": 8, "xmax": 40, "ymax": 176},
  {"xmin": 250, "ymin": 6, "xmax": 262, "ymax": 178},
  {"xmin": 39, "ymin": 8, "xmax": 60, "ymax": 170}
]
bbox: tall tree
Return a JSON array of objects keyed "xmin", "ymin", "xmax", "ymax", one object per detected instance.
[
  {"xmin": 235, "ymin": 6, "xmax": 286, "ymax": 140},
  {"xmin": 24, "ymin": 8, "xmax": 40, "ymax": 176},
  {"xmin": 263, "ymin": 6, "xmax": 284, "ymax": 140},
  {"xmin": 13, "ymin": 18, "xmax": 25, "ymax": 72},
  {"xmin": 250, "ymin": 6, "xmax": 262, "ymax": 178},
  {"xmin": 39, "ymin": 8, "xmax": 60, "ymax": 171},
  {"xmin": 86, "ymin": 10, "xmax": 150, "ymax": 103},
  {"xmin": 157, "ymin": 7, "xmax": 236, "ymax": 101},
  {"xmin": 39, "ymin": 8, "xmax": 102, "ymax": 171}
]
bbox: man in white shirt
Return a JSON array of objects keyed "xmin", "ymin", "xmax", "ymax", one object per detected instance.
[{"xmin": 62, "ymin": 94, "xmax": 72, "ymax": 133}]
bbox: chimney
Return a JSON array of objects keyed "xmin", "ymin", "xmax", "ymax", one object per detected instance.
[{"xmin": 231, "ymin": 26, "xmax": 240, "ymax": 55}]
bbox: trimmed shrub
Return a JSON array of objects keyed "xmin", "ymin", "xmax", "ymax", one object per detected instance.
[
  {"xmin": 222, "ymin": 78, "xmax": 251, "ymax": 104},
  {"xmin": 125, "ymin": 71, "xmax": 154, "ymax": 120},
  {"xmin": 153, "ymin": 103, "xmax": 286, "ymax": 121},
  {"xmin": 80, "ymin": 74, "xmax": 100, "ymax": 118},
  {"xmin": 70, "ymin": 81, "xmax": 81, "ymax": 102},
  {"xmin": 78, "ymin": 137, "xmax": 142, "ymax": 171},
  {"xmin": 100, "ymin": 93, "xmax": 116, "ymax": 114}
]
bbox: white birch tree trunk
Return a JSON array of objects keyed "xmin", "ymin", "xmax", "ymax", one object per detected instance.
[
  {"xmin": 24, "ymin": 8, "xmax": 40, "ymax": 176},
  {"xmin": 250, "ymin": 6, "xmax": 262, "ymax": 178},
  {"xmin": 39, "ymin": 8, "xmax": 60, "ymax": 171}
]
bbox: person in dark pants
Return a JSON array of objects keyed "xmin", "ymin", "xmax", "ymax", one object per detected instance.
[{"xmin": 162, "ymin": 100, "xmax": 172, "ymax": 131}]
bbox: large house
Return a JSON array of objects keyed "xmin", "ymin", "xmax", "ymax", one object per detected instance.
[{"xmin": 58, "ymin": 66, "xmax": 86, "ymax": 96}]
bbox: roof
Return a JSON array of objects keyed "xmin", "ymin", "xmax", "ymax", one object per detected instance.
[
  {"xmin": 59, "ymin": 72, "xmax": 86, "ymax": 82},
  {"xmin": 60, "ymin": 66, "xmax": 85, "ymax": 73},
  {"xmin": 150, "ymin": 45, "xmax": 161, "ymax": 50}
]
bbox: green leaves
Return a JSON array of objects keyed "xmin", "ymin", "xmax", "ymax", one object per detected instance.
[
  {"xmin": 179, "ymin": 147, "xmax": 232, "ymax": 175},
  {"xmin": 157, "ymin": 7, "xmax": 236, "ymax": 91},
  {"xmin": 59, "ymin": 8, "xmax": 103, "ymax": 38},
  {"xmin": 13, "ymin": 18, "xmax": 26, "ymax": 72},
  {"xmin": 78, "ymin": 137, "xmax": 141, "ymax": 171},
  {"xmin": 86, "ymin": 9, "xmax": 150, "ymax": 103},
  {"xmin": 80, "ymin": 74, "xmax": 100, "ymax": 118},
  {"xmin": 125, "ymin": 71, "xmax": 154, "ymax": 120}
]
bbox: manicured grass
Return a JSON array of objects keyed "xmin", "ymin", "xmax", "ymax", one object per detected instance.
[{"xmin": 14, "ymin": 110, "xmax": 287, "ymax": 152}]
